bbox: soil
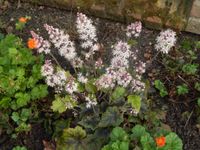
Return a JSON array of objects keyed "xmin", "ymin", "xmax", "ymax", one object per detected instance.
[{"xmin": 0, "ymin": 1, "xmax": 200, "ymax": 150}]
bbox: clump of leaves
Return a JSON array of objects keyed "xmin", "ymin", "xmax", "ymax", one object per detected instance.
[
  {"xmin": 12, "ymin": 146, "xmax": 27, "ymax": 150},
  {"xmin": 57, "ymin": 126, "xmax": 87, "ymax": 150},
  {"xmin": 182, "ymin": 63, "xmax": 199, "ymax": 75},
  {"xmin": 101, "ymin": 127, "xmax": 129, "ymax": 150},
  {"xmin": 154, "ymin": 80, "xmax": 168, "ymax": 97},
  {"xmin": 177, "ymin": 84, "xmax": 189, "ymax": 95},
  {"xmin": 102, "ymin": 125, "xmax": 183, "ymax": 150},
  {"xmin": 0, "ymin": 34, "xmax": 48, "ymax": 135}
]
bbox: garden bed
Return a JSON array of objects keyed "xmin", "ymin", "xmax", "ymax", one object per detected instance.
[{"xmin": 0, "ymin": 1, "xmax": 200, "ymax": 150}]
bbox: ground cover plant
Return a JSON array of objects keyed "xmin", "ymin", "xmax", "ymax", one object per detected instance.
[{"xmin": 0, "ymin": 1, "xmax": 200, "ymax": 150}]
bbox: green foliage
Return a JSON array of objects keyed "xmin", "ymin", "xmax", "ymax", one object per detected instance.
[
  {"xmin": 12, "ymin": 146, "xmax": 27, "ymax": 150},
  {"xmin": 128, "ymin": 95, "xmax": 141, "ymax": 113},
  {"xmin": 85, "ymin": 80, "xmax": 97, "ymax": 93},
  {"xmin": 182, "ymin": 63, "xmax": 198, "ymax": 75},
  {"xmin": 154, "ymin": 80, "xmax": 168, "ymax": 97},
  {"xmin": 177, "ymin": 84, "xmax": 188, "ymax": 95},
  {"xmin": 164, "ymin": 133, "xmax": 183, "ymax": 150},
  {"xmin": 101, "ymin": 127, "xmax": 129, "ymax": 150},
  {"xmin": 197, "ymin": 98, "xmax": 200, "ymax": 107},
  {"xmin": 111, "ymin": 86, "xmax": 126, "ymax": 100},
  {"xmin": 57, "ymin": 126, "xmax": 87, "ymax": 150},
  {"xmin": 195, "ymin": 41, "xmax": 200, "ymax": 49},
  {"xmin": 131, "ymin": 125, "xmax": 146, "ymax": 140},
  {"xmin": 98, "ymin": 107, "xmax": 123, "ymax": 127},
  {"xmin": 15, "ymin": 16, "xmax": 31, "ymax": 31},
  {"xmin": 140, "ymin": 133, "xmax": 155, "ymax": 150},
  {"xmin": 0, "ymin": 34, "xmax": 48, "ymax": 135},
  {"xmin": 79, "ymin": 114, "xmax": 100, "ymax": 130},
  {"xmin": 102, "ymin": 125, "xmax": 182, "ymax": 150},
  {"xmin": 195, "ymin": 83, "xmax": 200, "ymax": 91},
  {"xmin": 51, "ymin": 95, "xmax": 77, "ymax": 113}
]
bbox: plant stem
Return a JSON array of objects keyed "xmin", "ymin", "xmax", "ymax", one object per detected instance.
[{"xmin": 49, "ymin": 52, "xmax": 62, "ymax": 68}]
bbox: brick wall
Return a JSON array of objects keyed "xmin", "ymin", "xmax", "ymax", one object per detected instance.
[{"xmin": 22, "ymin": 0, "xmax": 200, "ymax": 34}]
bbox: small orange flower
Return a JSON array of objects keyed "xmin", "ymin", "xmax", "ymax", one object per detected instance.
[
  {"xmin": 19, "ymin": 17, "xmax": 28, "ymax": 23},
  {"xmin": 155, "ymin": 136, "xmax": 166, "ymax": 147},
  {"xmin": 27, "ymin": 38, "xmax": 37, "ymax": 49}
]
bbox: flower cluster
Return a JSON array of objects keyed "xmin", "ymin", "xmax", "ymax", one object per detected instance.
[
  {"xmin": 111, "ymin": 41, "xmax": 131, "ymax": 69},
  {"xmin": 30, "ymin": 12, "xmax": 147, "ymax": 113},
  {"xmin": 85, "ymin": 96, "xmax": 97, "ymax": 108},
  {"xmin": 41, "ymin": 60, "xmax": 67, "ymax": 92},
  {"xmin": 126, "ymin": 21, "xmax": 142, "ymax": 38},
  {"xmin": 76, "ymin": 12, "xmax": 97, "ymax": 49},
  {"xmin": 30, "ymin": 31, "xmax": 51, "ymax": 54},
  {"xmin": 77, "ymin": 73, "xmax": 88, "ymax": 84},
  {"xmin": 96, "ymin": 41, "xmax": 137, "ymax": 88},
  {"xmin": 44, "ymin": 24, "xmax": 77, "ymax": 61},
  {"xmin": 155, "ymin": 29, "xmax": 176, "ymax": 54},
  {"xmin": 41, "ymin": 60, "xmax": 78, "ymax": 94},
  {"xmin": 65, "ymin": 77, "xmax": 78, "ymax": 94}
]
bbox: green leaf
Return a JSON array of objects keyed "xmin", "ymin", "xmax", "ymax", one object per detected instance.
[
  {"xmin": 31, "ymin": 84, "xmax": 48, "ymax": 100},
  {"xmin": 85, "ymin": 128, "xmax": 110, "ymax": 150},
  {"xmin": 57, "ymin": 126, "xmax": 86, "ymax": 150},
  {"xmin": 51, "ymin": 95, "xmax": 77, "ymax": 113},
  {"xmin": 11, "ymin": 112, "xmax": 20, "ymax": 123},
  {"xmin": 182, "ymin": 63, "xmax": 198, "ymax": 75},
  {"xmin": 51, "ymin": 98, "xmax": 66, "ymax": 113},
  {"xmin": 119, "ymin": 141, "xmax": 129, "ymax": 150},
  {"xmin": 197, "ymin": 98, "xmax": 200, "ymax": 107},
  {"xmin": 110, "ymin": 127, "xmax": 129, "ymax": 142},
  {"xmin": 85, "ymin": 81, "xmax": 97, "ymax": 93},
  {"xmin": 131, "ymin": 125, "xmax": 147, "ymax": 140},
  {"xmin": 98, "ymin": 107, "xmax": 123, "ymax": 127},
  {"xmin": 53, "ymin": 119, "xmax": 71, "ymax": 137},
  {"xmin": 195, "ymin": 41, "xmax": 200, "ymax": 49},
  {"xmin": 195, "ymin": 83, "xmax": 200, "ymax": 91},
  {"xmin": 12, "ymin": 146, "xmax": 27, "ymax": 150},
  {"xmin": 154, "ymin": 80, "xmax": 168, "ymax": 97},
  {"xmin": 20, "ymin": 108, "xmax": 31, "ymax": 122},
  {"xmin": 15, "ymin": 93, "xmax": 31, "ymax": 108},
  {"xmin": 140, "ymin": 133, "xmax": 155, "ymax": 150},
  {"xmin": 127, "ymin": 95, "xmax": 141, "ymax": 113},
  {"xmin": 177, "ymin": 84, "xmax": 189, "ymax": 95},
  {"xmin": 0, "ymin": 97, "xmax": 11, "ymax": 108},
  {"xmin": 111, "ymin": 87, "xmax": 126, "ymax": 100},
  {"xmin": 8, "ymin": 48, "xmax": 18, "ymax": 56},
  {"xmin": 78, "ymin": 115, "xmax": 100, "ymax": 130},
  {"xmin": 128, "ymin": 39, "xmax": 137, "ymax": 46},
  {"xmin": 164, "ymin": 133, "xmax": 183, "ymax": 150}
]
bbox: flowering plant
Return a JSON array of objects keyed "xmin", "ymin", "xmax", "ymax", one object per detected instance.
[
  {"xmin": 26, "ymin": 12, "xmax": 184, "ymax": 150},
  {"xmin": 29, "ymin": 13, "xmax": 145, "ymax": 115},
  {"xmin": 15, "ymin": 16, "xmax": 31, "ymax": 30}
]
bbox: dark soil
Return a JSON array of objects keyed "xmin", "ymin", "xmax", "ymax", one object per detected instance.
[{"xmin": 0, "ymin": 1, "xmax": 200, "ymax": 150}]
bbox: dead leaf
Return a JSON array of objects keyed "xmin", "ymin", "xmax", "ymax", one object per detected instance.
[{"xmin": 43, "ymin": 140, "xmax": 56, "ymax": 150}]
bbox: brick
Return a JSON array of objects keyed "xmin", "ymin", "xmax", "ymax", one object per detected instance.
[
  {"xmin": 186, "ymin": 17, "xmax": 200, "ymax": 34},
  {"xmin": 190, "ymin": 0, "xmax": 200, "ymax": 17},
  {"xmin": 146, "ymin": 16, "xmax": 162, "ymax": 24}
]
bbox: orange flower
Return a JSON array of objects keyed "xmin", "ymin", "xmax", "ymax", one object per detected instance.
[
  {"xmin": 155, "ymin": 136, "xmax": 166, "ymax": 147},
  {"xmin": 27, "ymin": 38, "xmax": 37, "ymax": 49},
  {"xmin": 19, "ymin": 17, "xmax": 27, "ymax": 23}
]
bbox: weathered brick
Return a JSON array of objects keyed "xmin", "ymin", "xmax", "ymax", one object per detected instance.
[
  {"xmin": 186, "ymin": 17, "xmax": 200, "ymax": 34},
  {"xmin": 190, "ymin": 0, "xmax": 200, "ymax": 17}
]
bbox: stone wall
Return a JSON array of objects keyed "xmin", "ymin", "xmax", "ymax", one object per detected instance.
[{"xmin": 22, "ymin": 0, "xmax": 200, "ymax": 34}]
